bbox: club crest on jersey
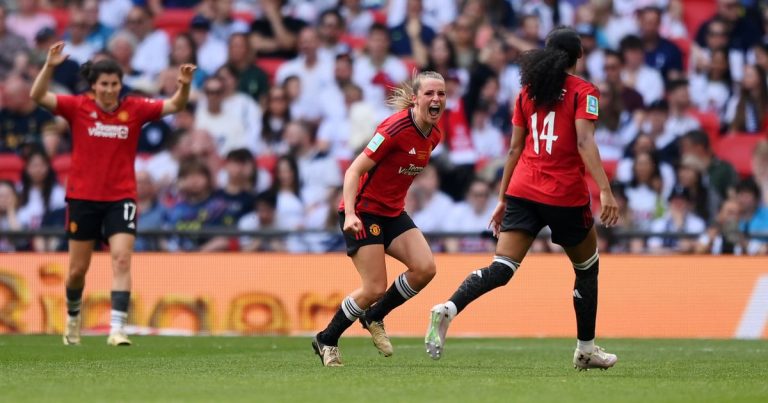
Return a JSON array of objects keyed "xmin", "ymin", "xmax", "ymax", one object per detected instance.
[
  {"xmin": 366, "ymin": 133, "xmax": 386, "ymax": 152},
  {"xmin": 369, "ymin": 224, "xmax": 381, "ymax": 236},
  {"xmin": 69, "ymin": 221, "xmax": 78, "ymax": 233},
  {"xmin": 417, "ymin": 150, "xmax": 429, "ymax": 160},
  {"xmin": 586, "ymin": 95, "xmax": 599, "ymax": 116},
  {"xmin": 118, "ymin": 111, "xmax": 130, "ymax": 122}
]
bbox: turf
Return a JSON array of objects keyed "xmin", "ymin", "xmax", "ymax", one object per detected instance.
[{"xmin": 1, "ymin": 336, "xmax": 766, "ymax": 403}]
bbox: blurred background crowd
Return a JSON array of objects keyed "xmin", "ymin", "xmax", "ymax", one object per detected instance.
[{"xmin": 0, "ymin": 0, "xmax": 767, "ymax": 254}]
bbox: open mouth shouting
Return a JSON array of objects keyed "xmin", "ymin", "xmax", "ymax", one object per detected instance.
[{"xmin": 428, "ymin": 104, "xmax": 441, "ymax": 118}]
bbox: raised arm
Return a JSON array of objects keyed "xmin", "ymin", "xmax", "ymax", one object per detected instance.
[
  {"xmin": 161, "ymin": 64, "xmax": 196, "ymax": 116},
  {"xmin": 576, "ymin": 119, "xmax": 619, "ymax": 226},
  {"xmin": 30, "ymin": 42, "xmax": 68, "ymax": 111}
]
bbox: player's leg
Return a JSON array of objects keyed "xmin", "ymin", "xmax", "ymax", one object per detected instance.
[
  {"xmin": 425, "ymin": 230, "xmax": 534, "ymax": 359},
  {"xmin": 554, "ymin": 204, "xmax": 617, "ymax": 370},
  {"xmin": 104, "ymin": 199, "xmax": 138, "ymax": 346},
  {"xmin": 426, "ymin": 196, "xmax": 541, "ymax": 359},
  {"xmin": 106, "ymin": 233, "xmax": 135, "ymax": 346},
  {"xmin": 63, "ymin": 240, "xmax": 94, "ymax": 345},
  {"xmin": 361, "ymin": 225, "xmax": 435, "ymax": 356},
  {"xmin": 63, "ymin": 200, "xmax": 100, "ymax": 346}
]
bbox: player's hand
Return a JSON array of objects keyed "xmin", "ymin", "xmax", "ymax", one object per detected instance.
[
  {"xmin": 342, "ymin": 213, "xmax": 364, "ymax": 235},
  {"xmin": 599, "ymin": 190, "xmax": 619, "ymax": 227},
  {"xmin": 46, "ymin": 42, "xmax": 68, "ymax": 67},
  {"xmin": 178, "ymin": 64, "xmax": 197, "ymax": 85},
  {"xmin": 488, "ymin": 200, "xmax": 505, "ymax": 238}
]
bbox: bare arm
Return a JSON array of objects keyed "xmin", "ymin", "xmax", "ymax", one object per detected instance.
[
  {"xmin": 576, "ymin": 119, "xmax": 618, "ymax": 226},
  {"xmin": 488, "ymin": 125, "xmax": 525, "ymax": 236},
  {"xmin": 262, "ymin": 0, "xmax": 297, "ymax": 51},
  {"xmin": 161, "ymin": 64, "xmax": 196, "ymax": 116},
  {"xmin": 406, "ymin": 18, "xmax": 429, "ymax": 69},
  {"xmin": 30, "ymin": 42, "xmax": 69, "ymax": 111},
  {"xmin": 341, "ymin": 152, "xmax": 377, "ymax": 234}
]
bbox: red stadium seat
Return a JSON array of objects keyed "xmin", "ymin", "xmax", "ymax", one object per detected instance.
[
  {"xmin": 603, "ymin": 159, "xmax": 618, "ymax": 181},
  {"xmin": 232, "ymin": 11, "xmax": 254, "ymax": 24},
  {"xmin": 255, "ymin": 58, "xmax": 285, "ymax": 85},
  {"xmin": 682, "ymin": 0, "xmax": 717, "ymax": 37},
  {"xmin": 0, "ymin": 154, "xmax": 24, "ymax": 183},
  {"xmin": 714, "ymin": 134, "xmax": 767, "ymax": 178},
  {"xmin": 688, "ymin": 109, "xmax": 721, "ymax": 145},
  {"xmin": 670, "ymin": 37, "xmax": 691, "ymax": 72},
  {"xmin": 337, "ymin": 158, "xmax": 352, "ymax": 174},
  {"xmin": 154, "ymin": 9, "xmax": 196, "ymax": 39},
  {"xmin": 256, "ymin": 154, "xmax": 277, "ymax": 173},
  {"xmin": 372, "ymin": 9, "xmax": 387, "ymax": 25},
  {"xmin": 340, "ymin": 34, "xmax": 367, "ymax": 51},
  {"xmin": 401, "ymin": 57, "xmax": 419, "ymax": 75},
  {"xmin": 47, "ymin": 8, "xmax": 70, "ymax": 37},
  {"xmin": 52, "ymin": 153, "xmax": 72, "ymax": 185}
]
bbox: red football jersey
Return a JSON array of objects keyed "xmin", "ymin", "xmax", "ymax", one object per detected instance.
[
  {"xmin": 507, "ymin": 75, "xmax": 600, "ymax": 207},
  {"xmin": 55, "ymin": 94, "xmax": 163, "ymax": 201},
  {"xmin": 340, "ymin": 108, "xmax": 442, "ymax": 217}
]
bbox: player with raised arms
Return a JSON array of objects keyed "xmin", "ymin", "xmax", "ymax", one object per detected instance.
[
  {"xmin": 425, "ymin": 27, "xmax": 620, "ymax": 370},
  {"xmin": 312, "ymin": 71, "xmax": 446, "ymax": 366},
  {"xmin": 30, "ymin": 42, "xmax": 196, "ymax": 346}
]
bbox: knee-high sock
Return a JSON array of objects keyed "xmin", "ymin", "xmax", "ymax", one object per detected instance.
[
  {"xmin": 449, "ymin": 256, "xmax": 519, "ymax": 314},
  {"xmin": 365, "ymin": 273, "xmax": 418, "ymax": 322},
  {"xmin": 573, "ymin": 251, "xmax": 599, "ymax": 342},
  {"xmin": 317, "ymin": 296, "xmax": 364, "ymax": 346}
]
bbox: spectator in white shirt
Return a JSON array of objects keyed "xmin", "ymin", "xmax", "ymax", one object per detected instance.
[
  {"xmin": 353, "ymin": 23, "xmax": 409, "ymax": 120},
  {"xmin": 339, "ymin": 0, "xmax": 375, "ymax": 37},
  {"xmin": 124, "ymin": 6, "xmax": 170, "ymax": 78},
  {"xmin": 284, "ymin": 120, "xmax": 342, "ymax": 207},
  {"xmin": 188, "ymin": 15, "xmax": 228, "ymax": 76},
  {"xmin": 409, "ymin": 163, "xmax": 455, "ymax": 233},
  {"xmin": 276, "ymin": 26, "xmax": 336, "ymax": 123},
  {"xmin": 6, "ymin": 0, "xmax": 55, "ymax": 47},
  {"xmin": 63, "ymin": 11, "xmax": 97, "ymax": 65},
  {"xmin": 443, "ymin": 179, "xmax": 495, "ymax": 253},
  {"xmin": 647, "ymin": 186, "xmax": 706, "ymax": 253},
  {"xmin": 620, "ymin": 35, "xmax": 664, "ymax": 105}
]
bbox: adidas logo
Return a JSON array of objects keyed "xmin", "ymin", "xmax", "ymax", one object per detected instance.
[
  {"xmin": 90, "ymin": 111, "xmax": 98, "ymax": 119},
  {"xmin": 573, "ymin": 289, "xmax": 582, "ymax": 299},
  {"xmin": 127, "ymin": 222, "xmax": 136, "ymax": 229},
  {"xmin": 408, "ymin": 148, "xmax": 416, "ymax": 155}
]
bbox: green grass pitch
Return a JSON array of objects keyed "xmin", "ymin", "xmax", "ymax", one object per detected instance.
[{"xmin": 1, "ymin": 336, "xmax": 767, "ymax": 402}]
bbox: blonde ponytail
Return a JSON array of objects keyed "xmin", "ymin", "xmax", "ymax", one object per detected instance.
[{"xmin": 386, "ymin": 70, "xmax": 445, "ymax": 110}]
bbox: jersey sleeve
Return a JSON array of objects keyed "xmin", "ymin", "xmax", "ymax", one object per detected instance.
[
  {"xmin": 136, "ymin": 97, "xmax": 164, "ymax": 123},
  {"xmin": 54, "ymin": 94, "xmax": 80, "ymax": 120},
  {"xmin": 575, "ymin": 84, "xmax": 600, "ymax": 121},
  {"xmin": 511, "ymin": 92, "xmax": 527, "ymax": 128},
  {"xmin": 363, "ymin": 129, "xmax": 396, "ymax": 163}
]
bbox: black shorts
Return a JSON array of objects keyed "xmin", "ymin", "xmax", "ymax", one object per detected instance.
[
  {"xmin": 501, "ymin": 196, "xmax": 593, "ymax": 247},
  {"xmin": 339, "ymin": 211, "xmax": 418, "ymax": 256},
  {"xmin": 66, "ymin": 198, "xmax": 137, "ymax": 241}
]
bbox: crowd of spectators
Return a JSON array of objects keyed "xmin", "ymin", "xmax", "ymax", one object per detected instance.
[{"xmin": 1, "ymin": 0, "xmax": 767, "ymax": 254}]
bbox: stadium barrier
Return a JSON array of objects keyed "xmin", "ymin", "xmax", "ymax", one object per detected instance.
[{"xmin": 1, "ymin": 253, "xmax": 766, "ymax": 339}]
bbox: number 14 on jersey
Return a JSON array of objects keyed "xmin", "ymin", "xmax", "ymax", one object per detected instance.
[{"xmin": 531, "ymin": 111, "xmax": 558, "ymax": 155}]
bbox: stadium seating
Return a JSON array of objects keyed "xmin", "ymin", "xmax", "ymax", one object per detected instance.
[
  {"xmin": 255, "ymin": 58, "xmax": 285, "ymax": 85},
  {"xmin": 0, "ymin": 154, "xmax": 24, "ymax": 183},
  {"xmin": 671, "ymin": 37, "xmax": 691, "ymax": 72},
  {"xmin": 714, "ymin": 133, "xmax": 767, "ymax": 177},
  {"xmin": 154, "ymin": 9, "xmax": 196, "ymax": 39},
  {"xmin": 48, "ymin": 8, "xmax": 70, "ymax": 37},
  {"xmin": 52, "ymin": 153, "xmax": 72, "ymax": 185},
  {"xmin": 340, "ymin": 34, "xmax": 367, "ymax": 51},
  {"xmin": 682, "ymin": 0, "xmax": 717, "ymax": 36},
  {"xmin": 256, "ymin": 154, "xmax": 278, "ymax": 173},
  {"xmin": 688, "ymin": 109, "xmax": 721, "ymax": 145}
]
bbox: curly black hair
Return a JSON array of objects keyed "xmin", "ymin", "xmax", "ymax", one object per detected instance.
[{"xmin": 519, "ymin": 27, "xmax": 582, "ymax": 109}]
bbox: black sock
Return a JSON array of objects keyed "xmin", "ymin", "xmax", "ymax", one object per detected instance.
[
  {"xmin": 573, "ymin": 253, "xmax": 599, "ymax": 341},
  {"xmin": 449, "ymin": 256, "xmax": 519, "ymax": 314},
  {"xmin": 366, "ymin": 273, "xmax": 418, "ymax": 322},
  {"xmin": 317, "ymin": 296, "xmax": 363, "ymax": 346},
  {"xmin": 111, "ymin": 290, "xmax": 130, "ymax": 313},
  {"xmin": 66, "ymin": 288, "xmax": 84, "ymax": 317}
]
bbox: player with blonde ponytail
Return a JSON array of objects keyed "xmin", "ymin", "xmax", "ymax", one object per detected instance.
[{"xmin": 312, "ymin": 71, "xmax": 446, "ymax": 366}]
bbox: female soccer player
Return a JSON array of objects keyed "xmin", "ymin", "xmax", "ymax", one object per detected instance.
[
  {"xmin": 312, "ymin": 71, "xmax": 446, "ymax": 366},
  {"xmin": 424, "ymin": 27, "xmax": 620, "ymax": 370},
  {"xmin": 30, "ymin": 42, "xmax": 195, "ymax": 346}
]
